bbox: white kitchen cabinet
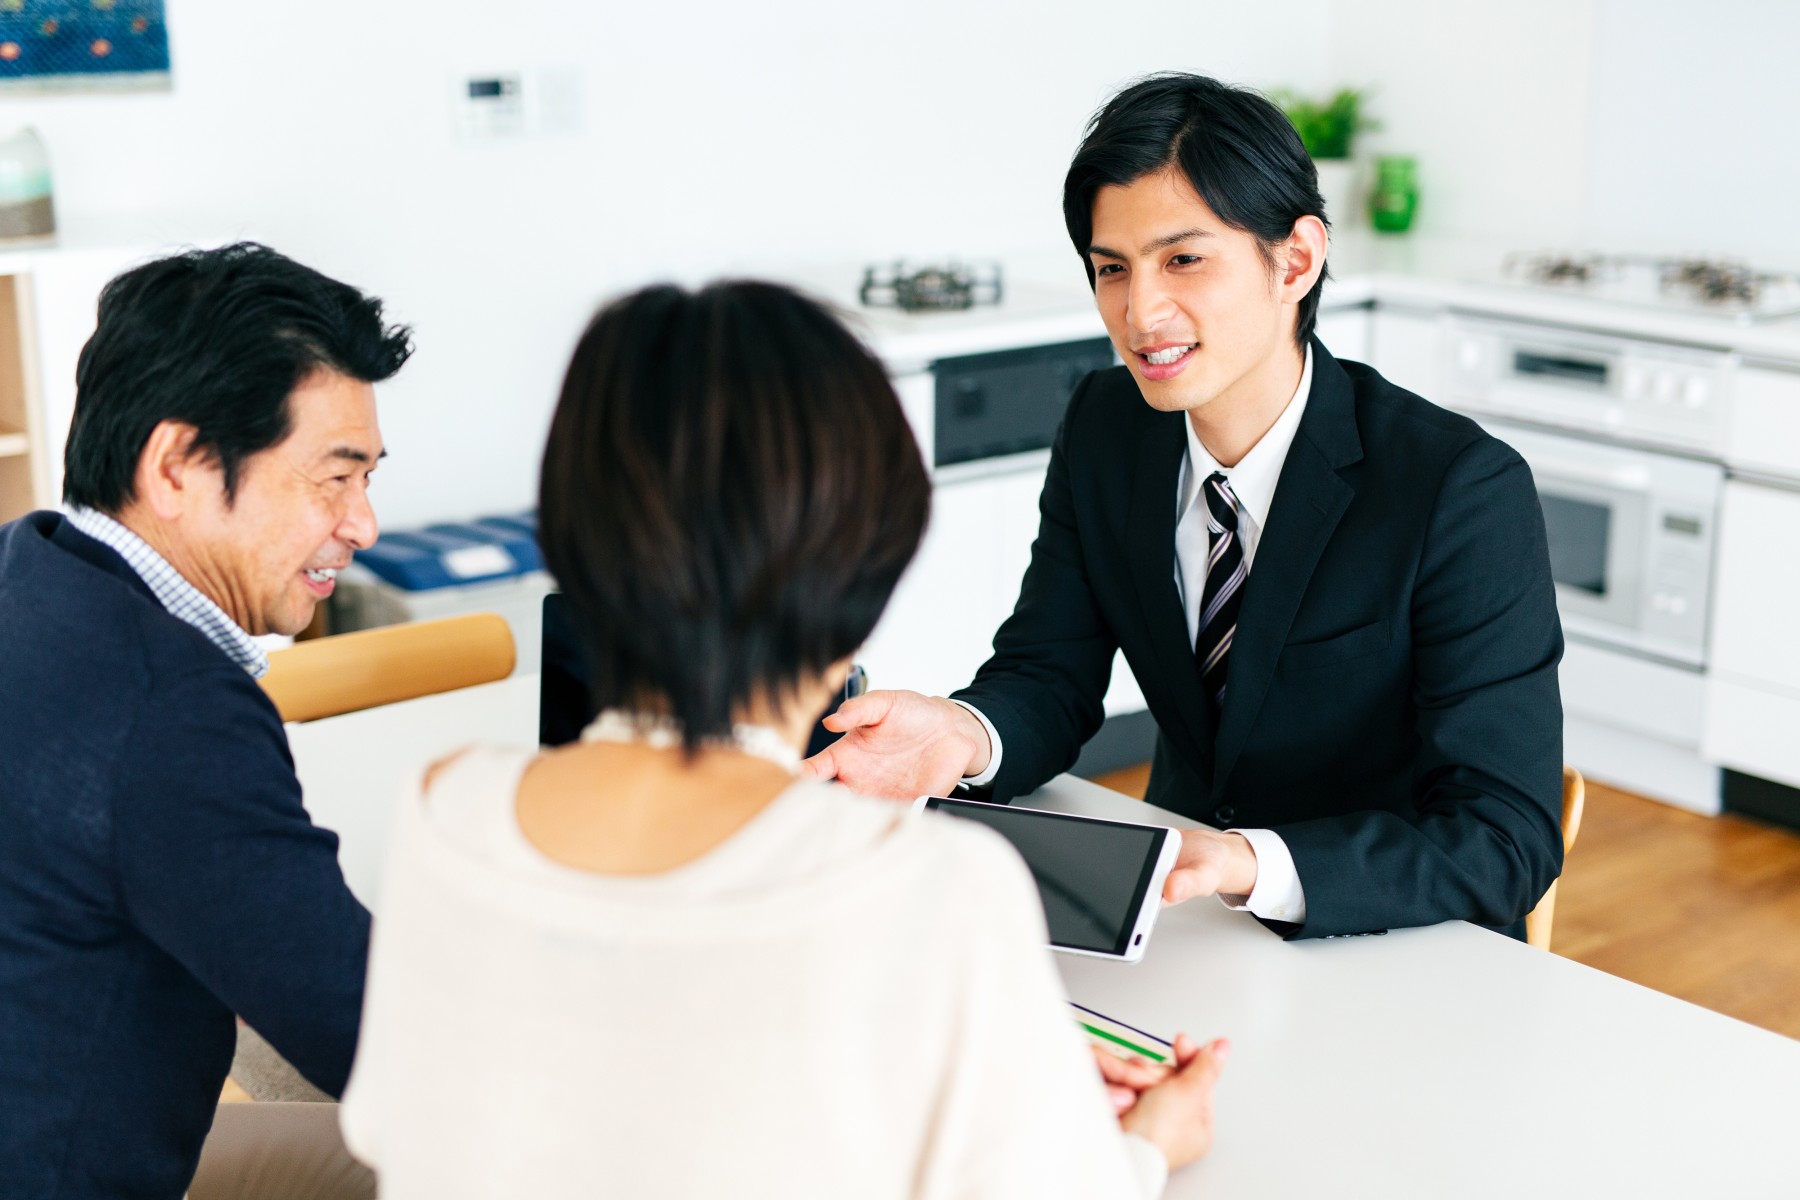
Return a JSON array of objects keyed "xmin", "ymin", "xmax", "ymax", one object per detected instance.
[
  {"xmin": 1314, "ymin": 304, "xmax": 1372, "ymax": 364},
  {"xmin": 1561, "ymin": 638, "xmax": 1718, "ymax": 813},
  {"xmin": 862, "ymin": 475, "xmax": 1001, "ymax": 698},
  {"xmin": 1562, "ymin": 638, "xmax": 1706, "ymax": 747},
  {"xmin": 1369, "ymin": 307, "xmax": 1446, "ymax": 400},
  {"xmin": 1701, "ymin": 478, "xmax": 1800, "ymax": 788},
  {"xmin": 1726, "ymin": 362, "xmax": 1800, "ymax": 481},
  {"xmin": 861, "ymin": 462, "xmax": 1146, "ymax": 717},
  {"xmin": 861, "ymin": 469, "xmax": 1050, "ymax": 700},
  {"xmin": 1704, "ymin": 679, "xmax": 1800, "ymax": 792},
  {"xmin": 888, "ymin": 370, "xmax": 935, "ymax": 466},
  {"xmin": 1708, "ymin": 480, "xmax": 1800, "ymax": 689}
]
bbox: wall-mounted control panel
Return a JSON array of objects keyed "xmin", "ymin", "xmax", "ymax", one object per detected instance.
[{"xmin": 451, "ymin": 67, "xmax": 584, "ymax": 142}]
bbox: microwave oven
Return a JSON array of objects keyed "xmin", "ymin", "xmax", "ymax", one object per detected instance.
[
  {"xmin": 1478, "ymin": 416, "xmax": 1720, "ymax": 668},
  {"xmin": 1440, "ymin": 315, "xmax": 1731, "ymax": 668}
]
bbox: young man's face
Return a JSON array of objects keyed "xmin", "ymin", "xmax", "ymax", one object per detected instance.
[
  {"xmin": 183, "ymin": 369, "xmax": 384, "ymax": 636},
  {"xmin": 1087, "ymin": 165, "xmax": 1301, "ymax": 417}
]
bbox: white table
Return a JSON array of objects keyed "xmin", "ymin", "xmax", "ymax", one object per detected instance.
[{"xmin": 289, "ymin": 676, "xmax": 1800, "ymax": 1197}]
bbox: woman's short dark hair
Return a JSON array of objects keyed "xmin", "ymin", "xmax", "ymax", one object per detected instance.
[
  {"xmin": 538, "ymin": 280, "xmax": 931, "ymax": 752},
  {"xmin": 63, "ymin": 242, "xmax": 413, "ymax": 512},
  {"xmin": 1063, "ymin": 73, "xmax": 1330, "ymax": 348}
]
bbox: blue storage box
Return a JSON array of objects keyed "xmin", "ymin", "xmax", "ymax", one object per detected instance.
[{"xmin": 353, "ymin": 512, "xmax": 542, "ymax": 592}]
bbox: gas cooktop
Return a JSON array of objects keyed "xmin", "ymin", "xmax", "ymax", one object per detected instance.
[{"xmin": 1497, "ymin": 253, "xmax": 1800, "ymax": 323}]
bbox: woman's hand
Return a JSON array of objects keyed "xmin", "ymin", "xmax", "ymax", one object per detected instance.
[
  {"xmin": 1091, "ymin": 1045, "xmax": 1171, "ymax": 1114},
  {"xmin": 1119, "ymin": 1034, "xmax": 1230, "ymax": 1170}
]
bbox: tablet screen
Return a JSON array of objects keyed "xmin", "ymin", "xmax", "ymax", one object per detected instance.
[{"xmin": 923, "ymin": 798, "xmax": 1165, "ymax": 956}]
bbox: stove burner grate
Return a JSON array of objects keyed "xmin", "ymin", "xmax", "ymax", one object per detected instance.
[
  {"xmin": 860, "ymin": 261, "xmax": 1003, "ymax": 313},
  {"xmin": 1658, "ymin": 258, "xmax": 1757, "ymax": 304},
  {"xmin": 1503, "ymin": 252, "xmax": 1800, "ymax": 317}
]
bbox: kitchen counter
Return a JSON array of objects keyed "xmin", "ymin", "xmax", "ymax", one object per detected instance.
[
  {"xmin": 781, "ymin": 262, "xmax": 1106, "ymax": 373},
  {"xmin": 1325, "ymin": 232, "xmax": 1800, "ymax": 365},
  {"xmin": 791, "ymin": 238, "xmax": 1800, "ymax": 374}
]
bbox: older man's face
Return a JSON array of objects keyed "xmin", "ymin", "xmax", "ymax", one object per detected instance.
[{"xmin": 183, "ymin": 369, "xmax": 383, "ymax": 637}]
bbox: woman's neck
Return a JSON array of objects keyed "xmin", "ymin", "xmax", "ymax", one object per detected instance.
[
  {"xmin": 516, "ymin": 737, "xmax": 796, "ymax": 876},
  {"xmin": 513, "ymin": 675, "xmax": 849, "ymax": 875}
]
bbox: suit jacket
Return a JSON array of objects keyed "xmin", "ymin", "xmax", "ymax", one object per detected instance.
[
  {"xmin": 952, "ymin": 340, "xmax": 1565, "ymax": 941},
  {"xmin": 0, "ymin": 512, "xmax": 371, "ymax": 1199}
]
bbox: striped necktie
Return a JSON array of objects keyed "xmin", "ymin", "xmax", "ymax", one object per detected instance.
[{"xmin": 1195, "ymin": 473, "xmax": 1247, "ymax": 711}]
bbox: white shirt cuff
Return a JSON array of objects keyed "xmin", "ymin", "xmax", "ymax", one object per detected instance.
[
  {"xmin": 1218, "ymin": 827, "xmax": 1307, "ymax": 924},
  {"xmin": 1120, "ymin": 1132, "xmax": 1170, "ymax": 1198},
  {"xmin": 947, "ymin": 700, "xmax": 1003, "ymax": 787}
]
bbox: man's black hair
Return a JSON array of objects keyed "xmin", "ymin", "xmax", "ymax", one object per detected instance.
[
  {"xmin": 63, "ymin": 242, "xmax": 414, "ymax": 512},
  {"xmin": 1062, "ymin": 73, "xmax": 1330, "ymax": 349}
]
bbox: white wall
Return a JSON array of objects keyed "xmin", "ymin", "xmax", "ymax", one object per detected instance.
[
  {"xmin": 6, "ymin": 0, "xmax": 1331, "ymax": 527},
  {"xmin": 1325, "ymin": 0, "xmax": 1599, "ymax": 248},
  {"xmin": 1580, "ymin": 0, "xmax": 1800, "ymax": 267},
  {"xmin": 1327, "ymin": 0, "xmax": 1800, "ymax": 266}
]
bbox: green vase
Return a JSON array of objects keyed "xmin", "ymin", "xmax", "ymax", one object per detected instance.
[{"xmin": 1369, "ymin": 156, "xmax": 1417, "ymax": 233}]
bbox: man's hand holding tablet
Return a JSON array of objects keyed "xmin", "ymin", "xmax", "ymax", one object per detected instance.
[
  {"xmin": 810, "ymin": 690, "xmax": 1265, "ymax": 911},
  {"xmin": 1162, "ymin": 828, "xmax": 1261, "ymax": 905}
]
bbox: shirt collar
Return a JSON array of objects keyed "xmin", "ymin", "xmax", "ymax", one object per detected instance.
[
  {"xmin": 63, "ymin": 505, "xmax": 271, "ymax": 679},
  {"xmin": 1179, "ymin": 343, "xmax": 1314, "ymax": 531}
]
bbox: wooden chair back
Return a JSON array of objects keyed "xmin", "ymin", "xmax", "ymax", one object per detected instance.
[
  {"xmin": 1525, "ymin": 764, "xmax": 1587, "ymax": 951},
  {"xmin": 260, "ymin": 613, "xmax": 516, "ymax": 724}
]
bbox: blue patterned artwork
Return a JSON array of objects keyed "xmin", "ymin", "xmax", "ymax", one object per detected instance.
[{"xmin": 0, "ymin": 0, "xmax": 170, "ymax": 90}]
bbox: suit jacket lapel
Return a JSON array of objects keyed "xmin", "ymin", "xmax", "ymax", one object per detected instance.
[
  {"xmin": 1125, "ymin": 412, "xmax": 1215, "ymax": 782},
  {"xmin": 1212, "ymin": 341, "xmax": 1364, "ymax": 794}
]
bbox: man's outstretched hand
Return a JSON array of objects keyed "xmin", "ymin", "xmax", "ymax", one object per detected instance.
[{"xmin": 801, "ymin": 689, "xmax": 991, "ymax": 801}]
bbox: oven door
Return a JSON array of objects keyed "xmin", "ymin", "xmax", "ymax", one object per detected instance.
[
  {"xmin": 1484, "ymin": 418, "xmax": 1720, "ymax": 667},
  {"xmin": 1521, "ymin": 446, "xmax": 1648, "ymax": 636}
]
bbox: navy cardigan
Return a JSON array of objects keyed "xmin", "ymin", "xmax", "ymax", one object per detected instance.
[{"xmin": 0, "ymin": 512, "xmax": 371, "ymax": 1199}]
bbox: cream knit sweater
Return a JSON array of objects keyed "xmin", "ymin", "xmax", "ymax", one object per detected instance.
[{"xmin": 340, "ymin": 746, "xmax": 1166, "ymax": 1199}]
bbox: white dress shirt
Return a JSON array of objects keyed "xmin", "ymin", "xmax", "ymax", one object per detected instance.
[{"xmin": 957, "ymin": 347, "xmax": 1315, "ymax": 925}]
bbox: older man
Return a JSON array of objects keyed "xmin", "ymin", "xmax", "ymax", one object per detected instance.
[{"xmin": 0, "ymin": 243, "xmax": 410, "ymax": 1198}]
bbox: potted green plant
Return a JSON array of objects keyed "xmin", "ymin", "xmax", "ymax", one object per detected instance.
[{"xmin": 1275, "ymin": 88, "xmax": 1377, "ymax": 230}]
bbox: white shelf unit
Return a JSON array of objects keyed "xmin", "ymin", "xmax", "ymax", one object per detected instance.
[{"xmin": 0, "ymin": 271, "xmax": 47, "ymax": 524}]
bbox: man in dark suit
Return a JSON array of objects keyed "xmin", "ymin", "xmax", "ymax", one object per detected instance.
[
  {"xmin": 804, "ymin": 74, "xmax": 1564, "ymax": 941},
  {"xmin": 0, "ymin": 244, "xmax": 407, "ymax": 1197}
]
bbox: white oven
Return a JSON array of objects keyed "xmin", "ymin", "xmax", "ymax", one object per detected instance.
[
  {"xmin": 1478, "ymin": 418, "xmax": 1721, "ymax": 667},
  {"xmin": 1442, "ymin": 315, "xmax": 1731, "ymax": 668}
]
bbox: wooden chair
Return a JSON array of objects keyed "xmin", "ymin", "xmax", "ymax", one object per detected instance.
[
  {"xmin": 1525, "ymin": 765, "xmax": 1586, "ymax": 951},
  {"xmin": 259, "ymin": 613, "xmax": 516, "ymax": 724}
]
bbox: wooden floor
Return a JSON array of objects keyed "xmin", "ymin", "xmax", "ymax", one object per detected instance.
[{"xmin": 1087, "ymin": 764, "xmax": 1800, "ymax": 1040}]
